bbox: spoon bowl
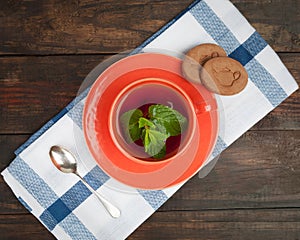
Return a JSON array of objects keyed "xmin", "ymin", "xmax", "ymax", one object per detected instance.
[
  {"xmin": 49, "ymin": 145, "xmax": 121, "ymax": 218},
  {"xmin": 49, "ymin": 146, "xmax": 77, "ymax": 174}
]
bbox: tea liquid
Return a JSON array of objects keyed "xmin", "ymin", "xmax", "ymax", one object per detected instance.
[{"xmin": 113, "ymin": 81, "xmax": 191, "ymax": 161}]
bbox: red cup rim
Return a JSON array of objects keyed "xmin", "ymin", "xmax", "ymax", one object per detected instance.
[{"xmin": 109, "ymin": 77, "xmax": 197, "ymax": 165}]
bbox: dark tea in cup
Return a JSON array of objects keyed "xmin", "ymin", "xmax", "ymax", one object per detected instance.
[{"xmin": 110, "ymin": 78, "xmax": 195, "ymax": 162}]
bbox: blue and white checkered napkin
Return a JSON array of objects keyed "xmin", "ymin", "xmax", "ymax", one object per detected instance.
[{"xmin": 2, "ymin": 0, "xmax": 298, "ymax": 239}]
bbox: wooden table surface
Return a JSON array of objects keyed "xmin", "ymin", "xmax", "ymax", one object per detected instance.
[{"xmin": 0, "ymin": 0, "xmax": 299, "ymax": 239}]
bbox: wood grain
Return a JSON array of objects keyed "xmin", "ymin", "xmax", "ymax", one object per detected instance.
[
  {"xmin": 0, "ymin": 0, "xmax": 299, "ymax": 239},
  {"xmin": 1, "ymin": 209, "xmax": 300, "ymax": 240},
  {"xmin": 1, "ymin": 130, "xmax": 299, "ymax": 214},
  {"xmin": 0, "ymin": 0, "xmax": 299, "ymax": 55},
  {"xmin": 0, "ymin": 135, "xmax": 29, "ymax": 170},
  {"xmin": 161, "ymin": 130, "xmax": 300, "ymax": 211},
  {"xmin": 0, "ymin": 214, "xmax": 54, "ymax": 240},
  {"xmin": 231, "ymin": 0, "xmax": 300, "ymax": 52},
  {"xmin": 129, "ymin": 209, "xmax": 300, "ymax": 240},
  {"xmin": 0, "ymin": 53, "xmax": 299, "ymax": 134},
  {"xmin": 0, "ymin": 55, "xmax": 110, "ymax": 134}
]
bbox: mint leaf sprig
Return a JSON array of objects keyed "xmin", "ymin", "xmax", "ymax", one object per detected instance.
[{"xmin": 120, "ymin": 104, "xmax": 188, "ymax": 159}]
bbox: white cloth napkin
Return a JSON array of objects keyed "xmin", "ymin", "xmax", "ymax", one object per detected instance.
[{"xmin": 2, "ymin": 0, "xmax": 298, "ymax": 239}]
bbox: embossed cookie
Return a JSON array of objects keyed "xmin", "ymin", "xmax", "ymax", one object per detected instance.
[
  {"xmin": 200, "ymin": 57, "xmax": 248, "ymax": 95},
  {"xmin": 182, "ymin": 43, "xmax": 227, "ymax": 83}
]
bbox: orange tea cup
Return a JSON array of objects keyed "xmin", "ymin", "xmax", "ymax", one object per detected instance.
[{"xmin": 83, "ymin": 53, "xmax": 219, "ymax": 189}]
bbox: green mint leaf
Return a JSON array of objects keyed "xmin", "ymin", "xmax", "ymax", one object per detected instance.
[
  {"xmin": 120, "ymin": 104, "xmax": 188, "ymax": 160},
  {"xmin": 153, "ymin": 145, "xmax": 166, "ymax": 159},
  {"xmin": 142, "ymin": 127, "xmax": 168, "ymax": 159},
  {"xmin": 138, "ymin": 117, "xmax": 155, "ymax": 128},
  {"xmin": 148, "ymin": 104, "xmax": 187, "ymax": 136},
  {"xmin": 120, "ymin": 109, "xmax": 143, "ymax": 142}
]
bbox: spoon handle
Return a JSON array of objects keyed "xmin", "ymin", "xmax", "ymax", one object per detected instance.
[{"xmin": 75, "ymin": 172, "xmax": 121, "ymax": 218}]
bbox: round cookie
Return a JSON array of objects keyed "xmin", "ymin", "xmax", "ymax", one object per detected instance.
[
  {"xmin": 200, "ymin": 57, "xmax": 248, "ymax": 95},
  {"xmin": 182, "ymin": 43, "xmax": 227, "ymax": 83}
]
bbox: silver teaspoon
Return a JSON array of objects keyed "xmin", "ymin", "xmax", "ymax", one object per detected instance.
[{"xmin": 49, "ymin": 145, "xmax": 121, "ymax": 218}]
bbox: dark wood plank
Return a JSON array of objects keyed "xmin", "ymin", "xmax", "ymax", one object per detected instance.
[
  {"xmin": 0, "ymin": 135, "xmax": 30, "ymax": 214},
  {"xmin": 0, "ymin": 135, "xmax": 29, "ymax": 171},
  {"xmin": 161, "ymin": 130, "xmax": 300, "ymax": 211},
  {"xmin": 231, "ymin": 0, "xmax": 300, "ymax": 52},
  {"xmin": 0, "ymin": 53, "xmax": 299, "ymax": 134},
  {"xmin": 0, "ymin": 214, "xmax": 54, "ymax": 240},
  {"xmin": 0, "ymin": 0, "xmax": 298, "ymax": 239},
  {"xmin": 252, "ymin": 53, "xmax": 300, "ymax": 130},
  {"xmin": 0, "ymin": 0, "xmax": 193, "ymax": 55},
  {"xmin": 1, "ymin": 209, "xmax": 300, "ymax": 240},
  {"xmin": 0, "ymin": 55, "xmax": 111, "ymax": 134},
  {"xmin": 252, "ymin": 91, "xmax": 299, "ymax": 131},
  {"xmin": 129, "ymin": 209, "xmax": 300, "ymax": 240},
  {"xmin": 0, "ymin": 0, "xmax": 299, "ymax": 55},
  {"xmin": 1, "ymin": 130, "xmax": 299, "ymax": 214}
]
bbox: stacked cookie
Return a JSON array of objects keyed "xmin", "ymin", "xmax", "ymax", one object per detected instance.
[{"xmin": 182, "ymin": 43, "xmax": 248, "ymax": 95}]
